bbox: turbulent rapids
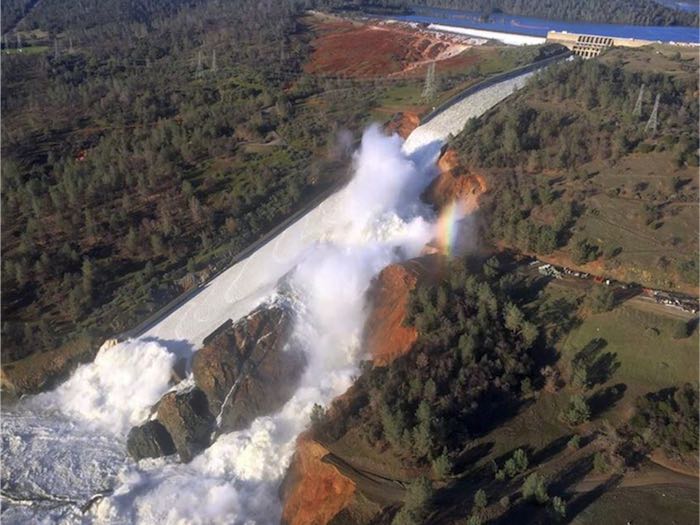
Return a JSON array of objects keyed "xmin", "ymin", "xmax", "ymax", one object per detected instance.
[{"xmin": 1, "ymin": 68, "xmax": 544, "ymax": 524}]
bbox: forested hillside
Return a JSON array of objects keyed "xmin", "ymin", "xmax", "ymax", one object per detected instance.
[
  {"xmin": 451, "ymin": 47, "xmax": 699, "ymax": 292},
  {"xmin": 307, "ymin": 253, "xmax": 699, "ymax": 524},
  {"xmin": 1, "ymin": 0, "xmax": 377, "ymax": 361}
]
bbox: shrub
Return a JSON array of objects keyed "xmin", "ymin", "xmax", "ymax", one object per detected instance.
[
  {"xmin": 588, "ymin": 285, "xmax": 615, "ymax": 313},
  {"xmin": 432, "ymin": 450, "xmax": 452, "ymax": 479},
  {"xmin": 561, "ymin": 395, "xmax": 591, "ymax": 426},
  {"xmin": 392, "ymin": 477, "xmax": 434, "ymax": 525},
  {"xmin": 593, "ymin": 451, "xmax": 610, "ymax": 473},
  {"xmin": 571, "ymin": 238, "xmax": 599, "ymax": 265},
  {"xmin": 474, "ymin": 489, "xmax": 487, "ymax": 509},
  {"xmin": 522, "ymin": 473, "xmax": 549, "ymax": 504},
  {"xmin": 567, "ymin": 435, "xmax": 581, "ymax": 450},
  {"xmin": 503, "ymin": 448, "xmax": 529, "ymax": 478},
  {"xmin": 551, "ymin": 496, "xmax": 567, "ymax": 520}
]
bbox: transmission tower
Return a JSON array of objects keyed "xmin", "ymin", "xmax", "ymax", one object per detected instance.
[
  {"xmin": 195, "ymin": 50, "xmax": 203, "ymax": 78},
  {"xmin": 632, "ymin": 84, "xmax": 645, "ymax": 117},
  {"xmin": 422, "ymin": 61, "xmax": 437, "ymax": 100},
  {"xmin": 644, "ymin": 93, "xmax": 660, "ymax": 135},
  {"xmin": 211, "ymin": 49, "xmax": 217, "ymax": 72}
]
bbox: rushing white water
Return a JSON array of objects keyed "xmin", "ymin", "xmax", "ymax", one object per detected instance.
[{"xmin": 1, "ymin": 68, "xmax": 547, "ymax": 524}]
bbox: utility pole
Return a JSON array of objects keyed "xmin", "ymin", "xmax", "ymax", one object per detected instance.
[
  {"xmin": 422, "ymin": 61, "xmax": 436, "ymax": 100},
  {"xmin": 632, "ymin": 84, "xmax": 644, "ymax": 117},
  {"xmin": 644, "ymin": 93, "xmax": 659, "ymax": 135}
]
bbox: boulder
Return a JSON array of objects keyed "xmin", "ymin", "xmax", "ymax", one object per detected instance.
[
  {"xmin": 126, "ymin": 420, "xmax": 176, "ymax": 460},
  {"xmin": 191, "ymin": 304, "xmax": 306, "ymax": 433},
  {"xmin": 156, "ymin": 387, "xmax": 214, "ymax": 462}
]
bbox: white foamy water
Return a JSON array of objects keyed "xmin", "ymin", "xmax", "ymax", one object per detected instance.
[{"xmin": 1, "ymin": 68, "xmax": 548, "ymax": 524}]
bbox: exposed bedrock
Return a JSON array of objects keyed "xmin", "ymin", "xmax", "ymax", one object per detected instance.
[
  {"xmin": 126, "ymin": 419, "xmax": 176, "ymax": 460},
  {"xmin": 126, "ymin": 302, "xmax": 306, "ymax": 462},
  {"xmin": 422, "ymin": 147, "xmax": 487, "ymax": 213},
  {"xmin": 156, "ymin": 387, "xmax": 214, "ymax": 462},
  {"xmin": 191, "ymin": 303, "xmax": 306, "ymax": 433}
]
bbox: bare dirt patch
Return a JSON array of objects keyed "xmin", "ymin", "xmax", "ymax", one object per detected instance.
[{"xmin": 304, "ymin": 18, "xmax": 478, "ymax": 79}]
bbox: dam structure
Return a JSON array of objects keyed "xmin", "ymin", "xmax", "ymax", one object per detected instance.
[
  {"xmin": 547, "ymin": 30, "xmax": 654, "ymax": 58},
  {"xmin": 142, "ymin": 57, "xmax": 564, "ymax": 352},
  {"xmin": 2, "ymin": 59, "xmax": 565, "ymax": 524}
]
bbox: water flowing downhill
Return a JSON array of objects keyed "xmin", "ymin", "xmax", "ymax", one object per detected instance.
[{"xmin": 1, "ymin": 66, "xmax": 549, "ymax": 524}]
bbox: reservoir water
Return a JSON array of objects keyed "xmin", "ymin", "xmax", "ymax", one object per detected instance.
[{"xmin": 379, "ymin": 5, "xmax": 699, "ymax": 43}]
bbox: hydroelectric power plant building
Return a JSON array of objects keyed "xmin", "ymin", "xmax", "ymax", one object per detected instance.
[{"xmin": 546, "ymin": 30, "xmax": 654, "ymax": 58}]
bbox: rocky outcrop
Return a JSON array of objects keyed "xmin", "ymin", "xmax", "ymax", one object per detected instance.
[
  {"xmin": 281, "ymin": 435, "xmax": 356, "ymax": 525},
  {"xmin": 364, "ymin": 256, "xmax": 440, "ymax": 367},
  {"xmin": 126, "ymin": 420, "xmax": 176, "ymax": 460},
  {"xmin": 423, "ymin": 148, "xmax": 486, "ymax": 212},
  {"xmin": 191, "ymin": 304, "xmax": 306, "ymax": 432},
  {"xmin": 126, "ymin": 302, "xmax": 305, "ymax": 463},
  {"xmin": 0, "ymin": 336, "xmax": 98, "ymax": 397},
  {"xmin": 156, "ymin": 387, "xmax": 214, "ymax": 462},
  {"xmin": 384, "ymin": 111, "xmax": 420, "ymax": 139}
]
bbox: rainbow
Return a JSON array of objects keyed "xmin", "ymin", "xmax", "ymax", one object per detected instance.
[{"xmin": 437, "ymin": 200, "xmax": 465, "ymax": 256}]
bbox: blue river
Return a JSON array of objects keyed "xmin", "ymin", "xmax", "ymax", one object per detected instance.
[{"xmin": 379, "ymin": 6, "xmax": 699, "ymax": 44}]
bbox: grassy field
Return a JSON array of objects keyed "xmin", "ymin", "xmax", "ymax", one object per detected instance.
[
  {"xmin": 557, "ymin": 151, "xmax": 699, "ymax": 291},
  {"xmin": 369, "ymin": 44, "xmax": 555, "ymax": 121},
  {"xmin": 571, "ymin": 484, "xmax": 699, "ymax": 525},
  {"xmin": 561, "ymin": 302, "xmax": 698, "ymax": 392},
  {"xmin": 465, "ymin": 276, "xmax": 698, "ymax": 470}
]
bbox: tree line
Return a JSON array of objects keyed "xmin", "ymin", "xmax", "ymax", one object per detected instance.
[{"xmin": 1, "ymin": 0, "xmax": 377, "ymax": 361}]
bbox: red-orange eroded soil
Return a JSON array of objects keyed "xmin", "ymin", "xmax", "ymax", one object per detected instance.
[
  {"xmin": 281, "ymin": 434, "xmax": 356, "ymax": 525},
  {"xmin": 364, "ymin": 256, "xmax": 440, "ymax": 367},
  {"xmin": 424, "ymin": 148, "xmax": 487, "ymax": 213},
  {"xmin": 305, "ymin": 19, "xmax": 475, "ymax": 79},
  {"xmin": 384, "ymin": 111, "xmax": 421, "ymax": 139}
]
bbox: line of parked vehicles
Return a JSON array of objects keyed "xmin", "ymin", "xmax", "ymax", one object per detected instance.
[{"xmin": 526, "ymin": 258, "xmax": 698, "ymax": 315}]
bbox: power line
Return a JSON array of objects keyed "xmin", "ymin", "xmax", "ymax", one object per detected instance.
[
  {"xmin": 644, "ymin": 93, "xmax": 659, "ymax": 135},
  {"xmin": 632, "ymin": 84, "xmax": 644, "ymax": 117},
  {"xmin": 422, "ymin": 61, "xmax": 436, "ymax": 101}
]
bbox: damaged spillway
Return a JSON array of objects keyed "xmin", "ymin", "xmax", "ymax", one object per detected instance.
[{"xmin": 1, "ymin": 62, "xmax": 556, "ymax": 524}]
